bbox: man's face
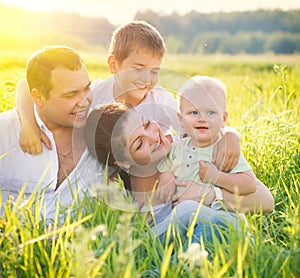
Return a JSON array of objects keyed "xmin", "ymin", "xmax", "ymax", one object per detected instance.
[
  {"xmin": 110, "ymin": 49, "xmax": 162, "ymax": 103},
  {"xmin": 38, "ymin": 64, "xmax": 92, "ymax": 130}
]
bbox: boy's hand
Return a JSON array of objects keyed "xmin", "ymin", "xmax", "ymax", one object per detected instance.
[
  {"xmin": 20, "ymin": 122, "xmax": 52, "ymax": 154},
  {"xmin": 199, "ymin": 160, "xmax": 220, "ymax": 184},
  {"xmin": 212, "ymin": 131, "xmax": 240, "ymax": 172},
  {"xmin": 155, "ymin": 172, "xmax": 176, "ymax": 204}
]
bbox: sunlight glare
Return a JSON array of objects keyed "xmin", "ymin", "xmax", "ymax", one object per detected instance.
[{"xmin": 0, "ymin": 0, "xmax": 52, "ymax": 13}]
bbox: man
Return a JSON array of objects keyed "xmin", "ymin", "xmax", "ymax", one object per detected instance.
[{"xmin": 0, "ymin": 45, "xmax": 103, "ymax": 223}]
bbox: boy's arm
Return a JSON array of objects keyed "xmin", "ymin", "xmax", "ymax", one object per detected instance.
[
  {"xmin": 213, "ymin": 128, "xmax": 240, "ymax": 172},
  {"xmin": 199, "ymin": 160, "xmax": 256, "ymax": 195},
  {"xmin": 16, "ymin": 79, "xmax": 51, "ymax": 154}
]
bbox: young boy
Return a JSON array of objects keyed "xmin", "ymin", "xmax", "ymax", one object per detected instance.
[
  {"xmin": 90, "ymin": 21, "xmax": 182, "ymax": 138},
  {"xmin": 158, "ymin": 76, "xmax": 257, "ymax": 210}
]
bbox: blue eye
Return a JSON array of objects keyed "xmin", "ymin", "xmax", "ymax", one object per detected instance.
[
  {"xmin": 207, "ymin": 111, "xmax": 215, "ymax": 116},
  {"xmin": 190, "ymin": 111, "xmax": 199, "ymax": 116}
]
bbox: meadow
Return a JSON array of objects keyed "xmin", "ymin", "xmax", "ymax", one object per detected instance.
[{"xmin": 0, "ymin": 49, "xmax": 299, "ymax": 277}]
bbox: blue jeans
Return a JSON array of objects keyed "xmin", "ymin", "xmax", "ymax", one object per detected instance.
[
  {"xmin": 191, "ymin": 215, "xmax": 232, "ymax": 244},
  {"xmin": 151, "ymin": 200, "xmax": 239, "ymax": 239},
  {"xmin": 149, "ymin": 201, "xmax": 244, "ymax": 269}
]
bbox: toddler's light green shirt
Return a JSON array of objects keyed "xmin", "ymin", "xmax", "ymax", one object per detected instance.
[{"xmin": 157, "ymin": 137, "xmax": 252, "ymax": 193}]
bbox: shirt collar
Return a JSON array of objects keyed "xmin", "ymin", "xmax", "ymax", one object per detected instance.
[
  {"xmin": 185, "ymin": 134, "xmax": 222, "ymax": 149},
  {"xmin": 34, "ymin": 104, "xmax": 51, "ymax": 134}
]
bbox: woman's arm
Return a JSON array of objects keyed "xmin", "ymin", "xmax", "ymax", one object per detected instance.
[
  {"xmin": 213, "ymin": 129, "xmax": 240, "ymax": 172},
  {"xmin": 199, "ymin": 160, "xmax": 257, "ymax": 195},
  {"xmin": 172, "ymin": 178, "xmax": 274, "ymax": 214},
  {"xmin": 222, "ymin": 178, "xmax": 274, "ymax": 213},
  {"xmin": 155, "ymin": 171, "xmax": 176, "ymax": 204},
  {"xmin": 16, "ymin": 79, "xmax": 51, "ymax": 154}
]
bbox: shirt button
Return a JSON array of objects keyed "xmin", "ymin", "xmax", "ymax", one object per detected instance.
[{"xmin": 186, "ymin": 164, "xmax": 189, "ymax": 167}]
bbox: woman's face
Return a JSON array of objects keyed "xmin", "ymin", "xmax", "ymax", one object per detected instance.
[{"xmin": 112, "ymin": 110, "xmax": 171, "ymax": 172}]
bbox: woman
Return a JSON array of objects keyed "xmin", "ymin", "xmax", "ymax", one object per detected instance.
[{"xmin": 84, "ymin": 102, "xmax": 274, "ymax": 237}]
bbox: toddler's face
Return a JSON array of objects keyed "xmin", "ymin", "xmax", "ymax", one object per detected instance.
[
  {"xmin": 179, "ymin": 89, "xmax": 227, "ymax": 147},
  {"xmin": 112, "ymin": 49, "xmax": 162, "ymax": 104}
]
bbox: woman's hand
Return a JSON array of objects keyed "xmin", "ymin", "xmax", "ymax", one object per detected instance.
[
  {"xmin": 154, "ymin": 172, "xmax": 176, "ymax": 204},
  {"xmin": 213, "ymin": 131, "xmax": 240, "ymax": 172},
  {"xmin": 172, "ymin": 180, "xmax": 215, "ymax": 207},
  {"xmin": 136, "ymin": 199, "xmax": 155, "ymax": 227}
]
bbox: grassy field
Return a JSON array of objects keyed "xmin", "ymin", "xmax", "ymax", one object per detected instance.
[{"xmin": 0, "ymin": 49, "xmax": 299, "ymax": 277}]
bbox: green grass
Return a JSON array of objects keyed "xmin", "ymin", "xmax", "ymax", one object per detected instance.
[{"xmin": 0, "ymin": 50, "xmax": 299, "ymax": 277}]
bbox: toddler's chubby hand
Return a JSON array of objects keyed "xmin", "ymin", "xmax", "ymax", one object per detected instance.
[{"xmin": 199, "ymin": 160, "xmax": 220, "ymax": 185}]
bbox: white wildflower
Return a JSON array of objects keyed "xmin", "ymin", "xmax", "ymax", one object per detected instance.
[{"xmin": 178, "ymin": 242, "xmax": 208, "ymax": 267}]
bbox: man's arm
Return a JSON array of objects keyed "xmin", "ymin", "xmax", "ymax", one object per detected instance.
[{"xmin": 16, "ymin": 79, "xmax": 51, "ymax": 154}]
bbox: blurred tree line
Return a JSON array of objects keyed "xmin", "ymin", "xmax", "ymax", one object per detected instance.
[
  {"xmin": 0, "ymin": 4, "xmax": 299, "ymax": 54},
  {"xmin": 135, "ymin": 9, "xmax": 300, "ymax": 54}
]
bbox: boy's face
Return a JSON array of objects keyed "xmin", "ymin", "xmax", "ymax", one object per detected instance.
[
  {"xmin": 35, "ymin": 65, "xmax": 92, "ymax": 130},
  {"xmin": 178, "ymin": 89, "xmax": 228, "ymax": 147},
  {"xmin": 108, "ymin": 49, "xmax": 162, "ymax": 104}
]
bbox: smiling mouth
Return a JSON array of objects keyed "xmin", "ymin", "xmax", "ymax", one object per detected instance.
[
  {"xmin": 196, "ymin": 126, "xmax": 209, "ymax": 130},
  {"xmin": 153, "ymin": 135, "xmax": 164, "ymax": 152},
  {"xmin": 135, "ymin": 82, "xmax": 151, "ymax": 90},
  {"xmin": 73, "ymin": 110, "xmax": 87, "ymax": 120}
]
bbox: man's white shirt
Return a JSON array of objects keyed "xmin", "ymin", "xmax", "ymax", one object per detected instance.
[{"xmin": 0, "ymin": 107, "xmax": 104, "ymax": 222}]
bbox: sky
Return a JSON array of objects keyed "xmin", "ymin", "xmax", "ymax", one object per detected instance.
[{"xmin": 1, "ymin": 0, "xmax": 300, "ymax": 25}]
